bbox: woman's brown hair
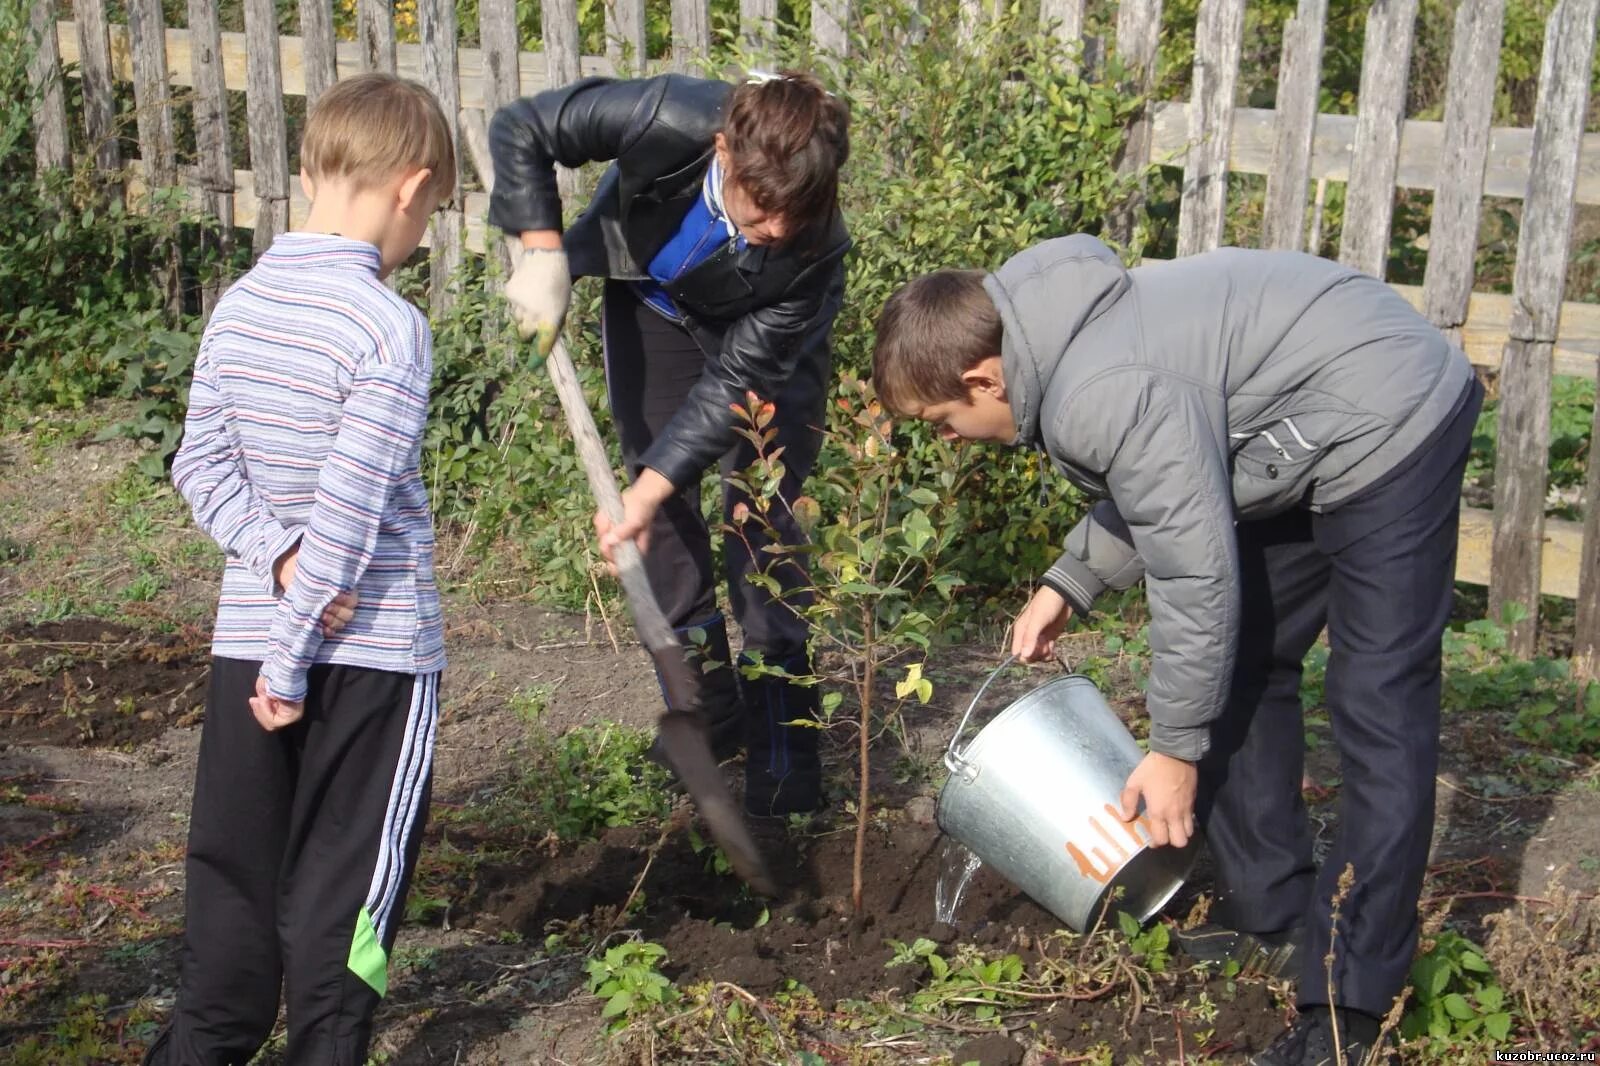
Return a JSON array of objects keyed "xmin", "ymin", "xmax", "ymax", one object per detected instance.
[{"xmin": 721, "ymin": 70, "xmax": 850, "ymax": 241}]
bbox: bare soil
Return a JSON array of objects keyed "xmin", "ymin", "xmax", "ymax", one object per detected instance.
[{"xmin": 2, "ymin": 417, "xmax": 1599, "ymax": 1063}]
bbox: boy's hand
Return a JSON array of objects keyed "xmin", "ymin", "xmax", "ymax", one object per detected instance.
[
  {"xmin": 595, "ymin": 470, "xmax": 675, "ymax": 573},
  {"xmin": 1119, "ymin": 751, "xmax": 1198, "ymax": 848},
  {"xmin": 271, "ymin": 546, "xmax": 361, "ymax": 636},
  {"xmin": 506, "ymin": 241, "xmax": 571, "ymax": 357},
  {"xmin": 1010, "ymin": 585, "xmax": 1074, "ymax": 662},
  {"xmin": 249, "ymin": 675, "xmax": 304, "ymax": 732}
]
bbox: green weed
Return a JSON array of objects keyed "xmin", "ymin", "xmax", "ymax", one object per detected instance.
[{"xmin": 585, "ymin": 940, "xmax": 679, "ymax": 1030}]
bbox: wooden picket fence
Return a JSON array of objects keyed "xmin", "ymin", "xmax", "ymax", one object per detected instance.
[{"xmin": 23, "ymin": 0, "xmax": 1600, "ymax": 663}]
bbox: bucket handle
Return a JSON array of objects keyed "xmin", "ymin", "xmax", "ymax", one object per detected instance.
[{"xmin": 944, "ymin": 654, "xmax": 1017, "ymax": 782}]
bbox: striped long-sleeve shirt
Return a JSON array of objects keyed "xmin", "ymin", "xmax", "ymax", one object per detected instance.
[{"xmin": 172, "ymin": 232, "xmax": 446, "ymax": 702}]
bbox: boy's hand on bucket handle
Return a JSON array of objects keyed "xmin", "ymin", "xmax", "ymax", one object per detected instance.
[
  {"xmin": 1119, "ymin": 752, "xmax": 1198, "ymax": 848},
  {"xmin": 1011, "ymin": 585, "xmax": 1074, "ymax": 662}
]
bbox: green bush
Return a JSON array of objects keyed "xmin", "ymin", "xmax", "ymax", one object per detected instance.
[
  {"xmin": 1, "ymin": 8, "xmax": 179, "ymax": 414},
  {"xmin": 820, "ymin": 0, "xmax": 1146, "ymax": 591}
]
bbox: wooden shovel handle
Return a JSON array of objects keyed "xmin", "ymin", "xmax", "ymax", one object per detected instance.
[{"xmin": 459, "ymin": 109, "xmax": 675, "ymax": 656}]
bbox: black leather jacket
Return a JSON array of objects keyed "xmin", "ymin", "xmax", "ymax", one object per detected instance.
[{"xmin": 487, "ymin": 74, "xmax": 851, "ymax": 490}]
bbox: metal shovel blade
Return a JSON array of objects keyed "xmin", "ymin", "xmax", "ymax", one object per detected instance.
[{"xmin": 650, "ymin": 651, "xmax": 776, "ymax": 898}]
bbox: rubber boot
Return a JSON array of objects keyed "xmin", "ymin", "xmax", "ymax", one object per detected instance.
[
  {"xmin": 649, "ymin": 613, "xmax": 744, "ymax": 765},
  {"xmin": 740, "ymin": 652, "xmax": 823, "ymax": 817}
]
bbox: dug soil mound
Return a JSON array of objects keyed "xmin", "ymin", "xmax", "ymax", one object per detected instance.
[
  {"xmin": 462, "ymin": 817, "xmax": 1287, "ymax": 1059},
  {"xmin": 0, "ymin": 619, "xmax": 209, "ymax": 747}
]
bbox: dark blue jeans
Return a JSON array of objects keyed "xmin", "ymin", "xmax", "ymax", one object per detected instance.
[{"xmin": 1197, "ymin": 379, "xmax": 1482, "ymax": 1017}]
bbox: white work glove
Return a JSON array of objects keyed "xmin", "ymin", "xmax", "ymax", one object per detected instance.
[{"xmin": 505, "ymin": 247, "xmax": 571, "ymax": 357}]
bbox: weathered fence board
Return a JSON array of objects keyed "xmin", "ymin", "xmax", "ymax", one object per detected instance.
[
  {"xmin": 1147, "ymin": 103, "xmax": 1600, "ymax": 207},
  {"xmin": 1041, "ymin": 0, "xmax": 1086, "ymax": 60},
  {"xmin": 71, "ymin": 0, "xmax": 122, "ymax": 180},
  {"xmin": 1460, "ymin": 507, "xmax": 1583, "ymax": 599},
  {"xmin": 126, "ymin": 0, "xmax": 175, "ymax": 190},
  {"xmin": 812, "ymin": 0, "xmax": 851, "ymax": 59},
  {"xmin": 1493, "ymin": 0, "xmax": 1600, "ymax": 656},
  {"xmin": 1582, "ymin": 417, "xmax": 1600, "ymax": 671},
  {"xmin": 299, "ymin": 0, "xmax": 338, "ymax": 109},
  {"xmin": 673, "ymin": 0, "xmax": 711, "ymax": 73},
  {"xmin": 608, "ymin": 0, "xmax": 649, "ymax": 75},
  {"xmin": 479, "ymin": 0, "xmax": 523, "ymax": 117},
  {"xmin": 55, "ymin": 23, "xmax": 617, "ymax": 110},
  {"xmin": 740, "ymin": 0, "xmax": 778, "ymax": 57},
  {"xmin": 1338, "ymin": 0, "xmax": 1419, "ymax": 278},
  {"xmin": 1175, "ymin": 0, "xmax": 1246, "ymax": 256},
  {"xmin": 187, "ymin": 0, "xmax": 235, "ymax": 317},
  {"xmin": 420, "ymin": 0, "xmax": 464, "ymax": 315},
  {"xmin": 1261, "ymin": 0, "xmax": 1327, "ymax": 250},
  {"xmin": 1107, "ymin": 0, "xmax": 1162, "ymax": 246},
  {"xmin": 28, "ymin": 2, "xmax": 70, "ymax": 174},
  {"xmin": 359, "ymin": 0, "xmax": 396, "ymax": 73},
  {"xmin": 1420, "ymin": 0, "xmax": 1506, "ymax": 349},
  {"xmin": 243, "ymin": 0, "xmax": 290, "ymax": 255},
  {"xmin": 543, "ymin": 0, "xmax": 582, "ymax": 197}
]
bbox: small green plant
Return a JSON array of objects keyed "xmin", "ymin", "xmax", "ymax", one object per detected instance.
[
  {"xmin": 1403, "ymin": 931, "xmax": 1512, "ymax": 1044},
  {"xmin": 1117, "ymin": 911, "xmax": 1171, "ymax": 973},
  {"xmin": 584, "ymin": 940, "xmax": 679, "ymax": 1029},
  {"xmin": 885, "ymin": 938, "xmax": 1028, "ymax": 1021}
]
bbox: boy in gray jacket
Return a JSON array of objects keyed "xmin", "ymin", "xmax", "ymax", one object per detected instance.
[{"xmin": 873, "ymin": 235, "xmax": 1480, "ymax": 1065}]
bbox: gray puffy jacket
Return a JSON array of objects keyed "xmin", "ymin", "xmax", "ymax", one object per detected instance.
[{"xmin": 986, "ymin": 235, "xmax": 1473, "ymax": 761}]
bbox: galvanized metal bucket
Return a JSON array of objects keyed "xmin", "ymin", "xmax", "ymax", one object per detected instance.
[{"xmin": 937, "ymin": 658, "xmax": 1199, "ymax": 932}]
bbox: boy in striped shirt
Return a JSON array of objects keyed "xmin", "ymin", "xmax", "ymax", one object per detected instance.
[{"xmin": 147, "ymin": 74, "xmax": 452, "ymax": 1066}]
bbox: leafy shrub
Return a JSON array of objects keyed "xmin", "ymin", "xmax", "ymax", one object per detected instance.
[
  {"xmin": 1404, "ymin": 930, "xmax": 1512, "ymax": 1046},
  {"xmin": 1, "ymin": 7, "xmax": 199, "ymax": 423}
]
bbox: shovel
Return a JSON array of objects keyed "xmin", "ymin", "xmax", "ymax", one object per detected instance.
[{"xmin": 460, "ymin": 111, "xmax": 775, "ymax": 897}]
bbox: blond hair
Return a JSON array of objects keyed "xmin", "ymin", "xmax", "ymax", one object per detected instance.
[{"xmin": 301, "ymin": 73, "xmax": 455, "ymax": 203}]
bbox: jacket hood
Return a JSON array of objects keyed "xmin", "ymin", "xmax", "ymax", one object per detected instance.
[{"xmin": 982, "ymin": 235, "xmax": 1131, "ymax": 446}]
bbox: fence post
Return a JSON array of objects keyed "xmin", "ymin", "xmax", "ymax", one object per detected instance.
[
  {"xmin": 244, "ymin": 0, "xmax": 291, "ymax": 256},
  {"xmin": 360, "ymin": 0, "xmax": 396, "ymax": 73},
  {"xmin": 1261, "ymin": 0, "xmax": 1327, "ymax": 251},
  {"xmin": 188, "ymin": 0, "xmax": 236, "ymax": 319},
  {"xmin": 28, "ymin": 2, "xmax": 70, "ymax": 174},
  {"xmin": 1498, "ymin": 0, "xmax": 1600, "ymax": 660},
  {"xmin": 740, "ymin": 0, "xmax": 778, "ymax": 61},
  {"xmin": 673, "ymin": 0, "xmax": 711, "ymax": 73},
  {"xmin": 127, "ymin": 0, "xmax": 180, "ymax": 313},
  {"xmin": 419, "ymin": 0, "xmax": 463, "ymax": 315},
  {"xmin": 1337, "ymin": 0, "xmax": 1419, "ymax": 278},
  {"xmin": 1106, "ymin": 0, "xmax": 1162, "ymax": 249},
  {"xmin": 73, "ymin": 0, "xmax": 122, "ymax": 192},
  {"xmin": 480, "ymin": 0, "xmax": 522, "ymax": 114},
  {"xmin": 959, "ymin": 0, "xmax": 992, "ymax": 46},
  {"xmin": 545, "ymin": 0, "xmax": 583, "ymax": 197},
  {"xmin": 1041, "ymin": 0, "xmax": 1087, "ymax": 75},
  {"xmin": 1574, "ymin": 393, "xmax": 1600, "ymax": 675},
  {"xmin": 1419, "ymin": 0, "xmax": 1505, "ymax": 350},
  {"xmin": 478, "ymin": 0, "xmax": 520, "ymax": 277},
  {"xmin": 607, "ymin": 0, "xmax": 648, "ymax": 74},
  {"xmin": 1175, "ymin": 0, "xmax": 1246, "ymax": 257},
  {"xmin": 300, "ymin": 0, "xmax": 339, "ymax": 111},
  {"xmin": 813, "ymin": 0, "xmax": 850, "ymax": 61}
]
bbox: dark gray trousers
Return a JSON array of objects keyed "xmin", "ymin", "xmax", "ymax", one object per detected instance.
[{"xmin": 1198, "ymin": 379, "xmax": 1481, "ymax": 1017}]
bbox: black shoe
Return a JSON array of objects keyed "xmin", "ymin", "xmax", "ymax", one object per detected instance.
[
  {"xmin": 1174, "ymin": 922, "xmax": 1301, "ymax": 978},
  {"xmin": 740, "ymin": 651, "xmax": 822, "ymax": 817},
  {"xmin": 1251, "ymin": 1007, "xmax": 1389, "ymax": 1066}
]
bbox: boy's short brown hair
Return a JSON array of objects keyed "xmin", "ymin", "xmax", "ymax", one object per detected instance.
[
  {"xmin": 872, "ymin": 269, "xmax": 1002, "ymax": 415},
  {"xmin": 301, "ymin": 73, "xmax": 456, "ymax": 203}
]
